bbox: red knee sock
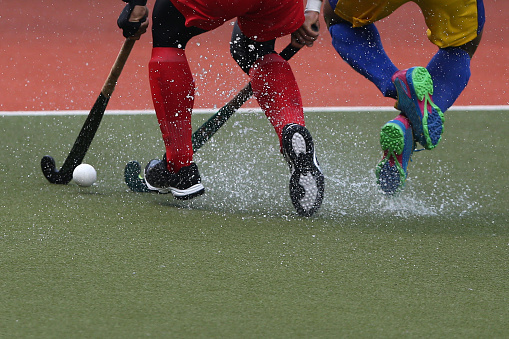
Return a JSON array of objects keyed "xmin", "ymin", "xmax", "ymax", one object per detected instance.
[
  {"xmin": 149, "ymin": 47, "xmax": 194, "ymax": 173},
  {"xmin": 249, "ymin": 53, "xmax": 305, "ymax": 144}
]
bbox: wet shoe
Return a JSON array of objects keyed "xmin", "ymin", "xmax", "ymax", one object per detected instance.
[
  {"xmin": 392, "ymin": 67, "xmax": 444, "ymax": 150},
  {"xmin": 144, "ymin": 157, "xmax": 204, "ymax": 200},
  {"xmin": 282, "ymin": 123, "xmax": 324, "ymax": 217},
  {"xmin": 376, "ymin": 114, "xmax": 415, "ymax": 194}
]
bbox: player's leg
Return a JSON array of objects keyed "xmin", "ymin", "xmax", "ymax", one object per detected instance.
[
  {"xmin": 324, "ymin": 1, "xmax": 399, "ymax": 99},
  {"xmin": 144, "ymin": 0, "xmax": 206, "ymax": 199},
  {"xmin": 324, "ymin": 0, "xmax": 414, "ymax": 193},
  {"xmin": 324, "ymin": 0, "xmax": 439, "ymax": 193},
  {"xmin": 230, "ymin": 22, "xmax": 305, "ymax": 141},
  {"xmin": 230, "ymin": 23, "xmax": 324, "ymax": 216},
  {"xmin": 377, "ymin": 0, "xmax": 484, "ymax": 194},
  {"xmin": 424, "ymin": 0, "xmax": 485, "ymax": 113},
  {"xmin": 397, "ymin": 0, "xmax": 485, "ymax": 150},
  {"xmin": 325, "ymin": 0, "xmax": 444, "ymax": 150}
]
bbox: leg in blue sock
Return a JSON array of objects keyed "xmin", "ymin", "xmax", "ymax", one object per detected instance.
[
  {"xmin": 329, "ymin": 21, "xmax": 399, "ymax": 99},
  {"xmin": 426, "ymin": 47, "xmax": 471, "ymax": 113}
]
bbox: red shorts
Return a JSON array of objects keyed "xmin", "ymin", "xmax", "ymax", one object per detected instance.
[{"xmin": 170, "ymin": 0, "xmax": 305, "ymax": 42}]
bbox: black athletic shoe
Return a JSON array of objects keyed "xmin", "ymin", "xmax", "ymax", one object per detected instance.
[
  {"xmin": 144, "ymin": 158, "xmax": 205, "ymax": 200},
  {"xmin": 282, "ymin": 123, "xmax": 324, "ymax": 217}
]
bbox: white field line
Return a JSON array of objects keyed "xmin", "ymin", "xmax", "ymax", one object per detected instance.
[{"xmin": 1, "ymin": 105, "xmax": 508, "ymax": 116}]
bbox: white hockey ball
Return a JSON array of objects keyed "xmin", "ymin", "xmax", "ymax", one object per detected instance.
[{"xmin": 73, "ymin": 164, "xmax": 97, "ymax": 187}]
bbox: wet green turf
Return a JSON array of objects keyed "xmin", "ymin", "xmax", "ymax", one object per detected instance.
[{"xmin": 1, "ymin": 109, "xmax": 508, "ymax": 338}]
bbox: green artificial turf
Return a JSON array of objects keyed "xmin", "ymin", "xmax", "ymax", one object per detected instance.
[{"xmin": 1, "ymin": 110, "xmax": 508, "ymax": 338}]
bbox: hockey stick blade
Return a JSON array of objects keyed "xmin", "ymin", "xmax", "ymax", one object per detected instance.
[
  {"xmin": 41, "ymin": 93, "xmax": 109, "ymax": 184},
  {"xmin": 124, "ymin": 160, "xmax": 153, "ymax": 193},
  {"xmin": 41, "ymin": 38, "xmax": 136, "ymax": 185},
  {"xmin": 125, "ymin": 43, "xmax": 303, "ymax": 192}
]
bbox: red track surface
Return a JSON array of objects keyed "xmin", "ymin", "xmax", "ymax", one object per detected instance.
[{"xmin": 1, "ymin": 1, "xmax": 507, "ymax": 111}]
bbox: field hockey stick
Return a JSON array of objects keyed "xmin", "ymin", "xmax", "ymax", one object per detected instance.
[
  {"xmin": 124, "ymin": 42, "xmax": 304, "ymax": 193},
  {"xmin": 41, "ymin": 38, "xmax": 137, "ymax": 184},
  {"xmin": 191, "ymin": 43, "xmax": 301, "ymax": 151}
]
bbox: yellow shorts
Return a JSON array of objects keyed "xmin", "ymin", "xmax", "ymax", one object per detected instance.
[{"xmin": 333, "ymin": 0, "xmax": 484, "ymax": 48}]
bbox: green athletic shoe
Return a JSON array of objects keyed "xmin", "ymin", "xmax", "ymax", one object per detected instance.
[
  {"xmin": 376, "ymin": 114, "xmax": 415, "ymax": 194},
  {"xmin": 392, "ymin": 67, "xmax": 444, "ymax": 150}
]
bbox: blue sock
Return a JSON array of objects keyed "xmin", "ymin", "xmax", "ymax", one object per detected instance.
[
  {"xmin": 329, "ymin": 21, "xmax": 398, "ymax": 98},
  {"xmin": 427, "ymin": 47, "xmax": 471, "ymax": 113}
]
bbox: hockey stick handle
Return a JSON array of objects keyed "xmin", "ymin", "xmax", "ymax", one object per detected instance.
[
  {"xmin": 191, "ymin": 42, "xmax": 302, "ymax": 151},
  {"xmin": 279, "ymin": 44, "xmax": 301, "ymax": 61},
  {"xmin": 102, "ymin": 37, "xmax": 136, "ymax": 97}
]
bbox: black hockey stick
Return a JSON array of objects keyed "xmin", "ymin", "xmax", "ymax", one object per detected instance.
[
  {"xmin": 41, "ymin": 38, "xmax": 136, "ymax": 184},
  {"xmin": 125, "ymin": 42, "xmax": 302, "ymax": 192}
]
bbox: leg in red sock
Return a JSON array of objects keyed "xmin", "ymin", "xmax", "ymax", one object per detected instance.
[
  {"xmin": 250, "ymin": 53, "xmax": 324, "ymax": 216},
  {"xmin": 249, "ymin": 53, "xmax": 305, "ymax": 145},
  {"xmin": 149, "ymin": 47, "xmax": 194, "ymax": 173},
  {"xmin": 145, "ymin": 47, "xmax": 204, "ymax": 200}
]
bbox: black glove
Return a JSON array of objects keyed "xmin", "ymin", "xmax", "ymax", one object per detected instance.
[{"xmin": 117, "ymin": 1, "xmax": 148, "ymax": 38}]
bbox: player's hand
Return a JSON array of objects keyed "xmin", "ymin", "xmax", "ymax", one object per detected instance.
[
  {"xmin": 291, "ymin": 11, "xmax": 320, "ymax": 48},
  {"xmin": 117, "ymin": 4, "xmax": 149, "ymax": 39},
  {"xmin": 130, "ymin": 6, "xmax": 149, "ymax": 39}
]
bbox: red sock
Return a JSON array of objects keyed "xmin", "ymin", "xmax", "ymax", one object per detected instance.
[
  {"xmin": 149, "ymin": 47, "xmax": 194, "ymax": 173},
  {"xmin": 249, "ymin": 53, "xmax": 305, "ymax": 145}
]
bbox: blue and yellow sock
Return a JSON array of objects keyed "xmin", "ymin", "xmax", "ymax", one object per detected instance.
[{"xmin": 426, "ymin": 47, "xmax": 471, "ymax": 113}]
